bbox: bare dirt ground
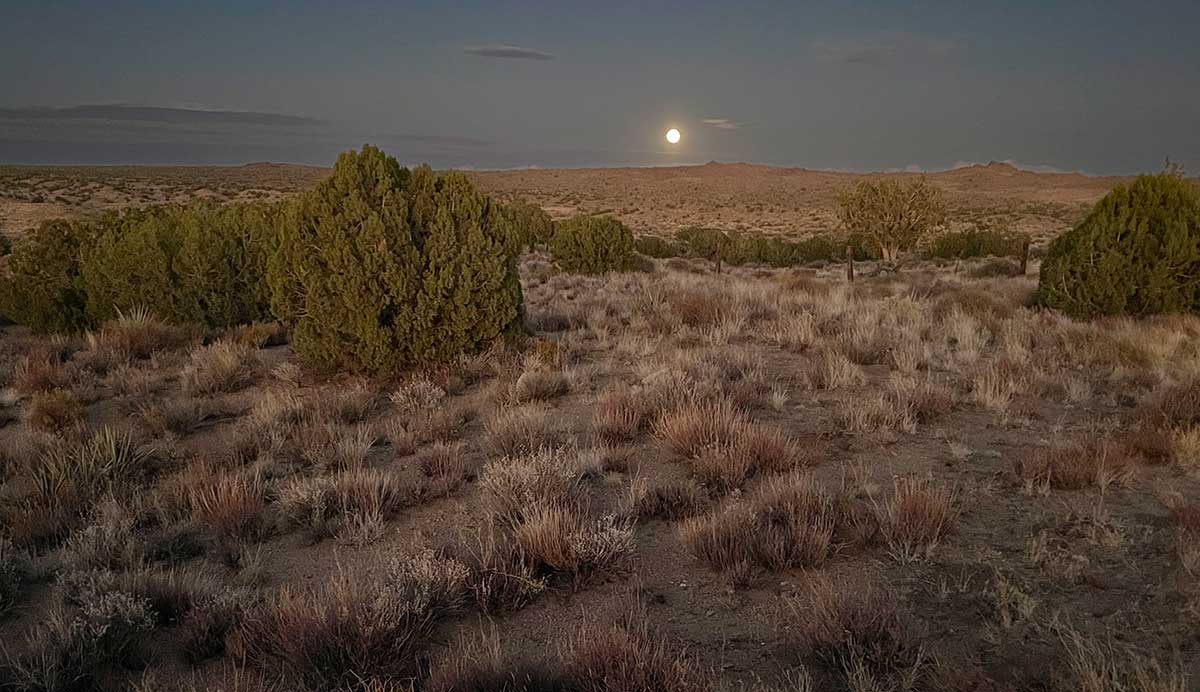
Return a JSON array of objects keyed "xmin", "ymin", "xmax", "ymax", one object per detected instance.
[{"xmin": 1, "ymin": 161, "xmax": 1120, "ymax": 243}]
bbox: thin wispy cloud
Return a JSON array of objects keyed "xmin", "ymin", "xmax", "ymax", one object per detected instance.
[
  {"xmin": 701, "ymin": 118, "xmax": 741, "ymax": 130},
  {"xmin": 811, "ymin": 32, "xmax": 956, "ymax": 66},
  {"xmin": 463, "ymin": 45, "xmax": 554, "ymax": 60},
  {"xmin": 0, "ymin": 104, "xmax": 325, "ymax": 127}
]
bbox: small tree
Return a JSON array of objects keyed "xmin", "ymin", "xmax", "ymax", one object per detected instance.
[
  {"xmin": 837, "ymin": 178, "xmax": 947, "ymax": 262},
  {"xmin": 499, "ymin": 198, "xmax": 556, "ymax": 252},
  {"xmin": 552, "ymin": 215, "xmax": 636, "ymax": 274}
]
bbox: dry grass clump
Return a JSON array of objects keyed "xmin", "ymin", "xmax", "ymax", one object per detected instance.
[
  {"xmin": 27, "ymin": 388, "xmax": 86, "ymax": 434},
  {"xmin": 389, "ymin": 374, "xmax": 446, "ymax": 416},
  {"xmin": 513, "ymin": 505, "xmax": 635, "ymax": 586},
  {"xmin": 682, "ymin": 473, "xmax": 867, "ymax": 580},
  {"xmin": 485, "ymin": 405, "xmax": 561, "ymax": 457},
  {"xmin": 808, "ymin": 348, "xmax": 867, "ymax": 390},
  {"xmin": 654, "ymin": 397, "xmax": 799, "ymax": 490},
  {"xmin": 299, "ymin": 422, "xmax": 376, "ymax": 471},
  {"xmin": 234, "ymin": 552, "xmax": 468, "ymax": 690},
  {"xmin": 888, "ymin": 374, "xmax": 957, "ymax": 424},
  {"xmin": 1014, "ymin": 439, "xmax": 1140, "ymax": 493},
  {"xmin": 13, "ymin": 351, "xmax": 74, "ymax": 394},
  {"xmin": 462, "ymin": 526, "xmax": 547, "ymax": 615},
  {"xmin": 137, "ymin": 395, "xmax": 226, "ymax": 437},
  {"xmin": 621, "ymin": 476, "xmax": 708, "ymax": 521},
  {"xmin": 669, "ymin": 288, "xmax": 729, "ymax": 329},
  {"xmin": 417, "ymin": 441, "xmax": 474, "ymax": 496},
  {"xmin": 565, "ymin": 610, "xmax": 711, "ymax": 692},
  {"xmin": 89, "ymin": 307, "xmax": 196, "ymax": 360},
  {"xmin": 186, "ymin": 469, "xmax": 267, "ymax": 540},
  {"xmin": 833, "ymin": 392, "xmax": 915, "ymax": 434},
  {"xmin": 4, "ymin": 427, "xmax": 148, "ymax": 548},
  {"xmin": 512, "ymin": 367, "xmax": 570, "ymax": 404},
  {"xmin": 1166, "ymin": 499, "xmax": 1200, "ymax": 576},
  {"xmin": 1140, "ymin": 378, "xmax": 1200, "ymax": 430},
  {"xmin": 481, "ymin": 447, "xmax": 586, "ymax": 525},
  {"xmin": 593, "ymin": 387, "xmax": 648, "ymax": 443},
  {"xmin": 0, "ymin": 537, "xmax": 29, "ymax": 617},
  {"xmin": 970, "ymin": 360, "xmax": 1027, "ymax": 413},
  {"xmin": 221, "ymin": 322, "xmax": 285, "ymax": 349},
  {"xmin": 874, "ymin": 477, "xmax": 959, "ymax": 562},
  {"xmin": 276, "ymin": 469, "xmax": 417, "ymax": 541},
  {"xmin": 1055, "ymin": 626, "xmax": 1188, "ymax": 692},
  {"xmin": 181, "ymin": 341, "xmax": 262, "ymax": 396},
  {"xmin": 426, "ymin": 610, "xmax": 709, "ymax": 692},
  {"xmin": 3, "ymin": 590, "xmax": 155, "ymax": 691},
  {"xmin": 781, "ymin": 577, "xmax": 925, "ymax": 687}
]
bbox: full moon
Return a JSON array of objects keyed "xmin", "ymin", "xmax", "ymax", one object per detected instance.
[{"xmin": 665, "ymin": 128, "xmax": 681, "ymax": 144}]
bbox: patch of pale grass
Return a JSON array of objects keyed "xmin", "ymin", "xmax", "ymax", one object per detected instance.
[
  {"xmin": 809, "ymin": 348, "xmax": 867, "ymax": 390},
  {"xmin": 484, "ymin": 405, "xmax": 560, "ymax": 457},
  {"xmin": 1056, "ymin": 626, "xmax": 1187, "ymax": 692},
  {"xmin": 181, "ymin": 342, "xmax": 261, "ymax": 396}
]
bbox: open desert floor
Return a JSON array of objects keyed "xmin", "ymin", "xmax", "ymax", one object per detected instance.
[{"xmin": 0, "ymin": 165, "xmax": 1197, "ymax": 692}]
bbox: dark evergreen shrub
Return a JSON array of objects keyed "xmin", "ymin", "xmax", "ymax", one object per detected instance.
[
  {"xmin": 500, "ymin": 199, "xmax": 556, "ymax": 251},
  {"xmin": 635, "ymin": 235, "xmax": 682, "ymax": 258},
  {"xmin": 0, "ymin": 219, "xmax": 95, "ymax": 333},
  {"xmin": 1036, "ymin": 174, "xmax": 1200, "ymax": 318},
  {"xmin": 927, "ymin": 228, "xmax": 1028, "ymax": 259},
  {"xmin": 552, "ymin": 215, "xmax": 636, "ymax": 274},
  {"xmin": 267, "ymin": 145, "xmax": 523, "ymax": 374},
  {"xmin": 79, "ymin": 203, "xmax": 275, "ymax": 328}
]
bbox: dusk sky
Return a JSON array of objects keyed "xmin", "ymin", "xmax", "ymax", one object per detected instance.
[{"xmin": 2, "ymin": 1, "xmax": 1197, "ymax": 173}]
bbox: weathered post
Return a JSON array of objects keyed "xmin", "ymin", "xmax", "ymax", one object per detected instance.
[
  {"xmin": 1019, "ymin": 237, "xmax": 1031, "ymax": 276},
  {"xmin": 845, "ymin": 244, "xmax": 855, "ymax": 283}
]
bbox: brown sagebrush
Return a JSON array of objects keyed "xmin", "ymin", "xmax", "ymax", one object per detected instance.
[
  {"xmin": 1014, "ymin": 439, "xmax": 1138, "ymax": 492},
  {"xmin": 874, "ymin": 477, "xmax": 959, "ymax": 562},
  {"xmin": 27, "ymin": 388, "xmax": 86, "ymax": 434},
  {"xmin": 682, "ymin": 473, "xmax": 863, "ymax": 577},
  {"xmin": 234, "ymin": 552, "xmax": 468, "ymax": 689}
]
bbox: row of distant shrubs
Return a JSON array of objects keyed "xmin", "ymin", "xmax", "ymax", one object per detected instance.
[{"xmin": 632, "ymin": 225, "xmax": 1029, "ymax": 267}]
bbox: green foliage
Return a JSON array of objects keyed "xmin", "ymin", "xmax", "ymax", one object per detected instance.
[
  {"xmin": 79, "ymin": 203, "xmax": 276, "ymax": 328},
  {"xmin": 927, "ymin": 228, "xmax": 1028, "ymax": 259},
  {"xmin": 1036, "ymin": 174, "xmax": 1200, "ymax": 318},
  {"xmin": 634, "ymin": 234, "xmax": 682, "ymax": 259},
  {"xmin": 499, "ymin": 198, "xmax": 556, "ymax": 251},
  {"xmin": 552, "ymin": 215, "xmax": 636, "ymax": 274},
  {"xmin": 837, "ymin": 178, "xmax": 947, "ymax": 262},
  {"xmin": 674, "ymin": 226, "xmax": 869, "ymax": 267},
  {"xmin": 0, "ymin": 219, "xmax": 94, "ymax": 334},
  {"xmin": 267, "ymin": 145, "xmax": 523, "ymax": 374}
]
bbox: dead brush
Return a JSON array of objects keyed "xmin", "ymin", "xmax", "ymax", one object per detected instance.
[
  {"xmin": 485, "ymin": 405, "xmax": 561, "ymax": 457},
  {"xmin": 873, "ymin": 477, "xmax": 959, "ymax": 562},
  {"xmin": 511, "ymin": 366, "xmax": 570, "ymax": 404},
  {"xmin": 1140, "ymin": 377, "xmax": 1200, "ymax": 430},
  {"xmin": 461, "ymin": 524, "xmax": 547, "ymax": 615},
  {"xmin": 512, "ymin": 503, "xmax": 635, "ymax": 585},
  {"xmin": 234, "ymin": 552, "xmax": 469, "ymax": 690},
  {"xmin": 593, "ymin": 387, "xmax": 648, "ymax": 443},
  {"xmin": 137, "ymin": 395, "xmax": 224, "ymax": 437},
  {"xmin": 621, "ymin": 476, "xmax": 709, "ymax": 520},
  {"xmin": 682, "ymin": 473, "xmax": 866, "ymax": 578},
  {"xmin": 187, "ymin": 470, "xmax": 267, "ymax": 540},
  {"xmin": 781, "ymin": 576, "xmax": 925, "ymax": 685},
  {"xmin": 565, "ymin": 608, "xmax": 711, "ymax": 692},
  {"xmin": 480, "ymin": 446, "xmax": 586, "ymax": 526},
  {"xmin": 13, "ymin": 351, "xmax": 74, "ymax": 394},
  {"xmin": 808, "ymin": 347, "xmax": 867, "ymax": 390},
  {"xmin": 417, "ymin": 441, "xmax": 474, "ymax": 496},
  {"xmin": 654, "ymin": 397, "xmax": 799, "ymax": 490},
  {"xmin": 181, "ymin": 341, "xmax": 262, "ymax": 396},
  {"xmin": 276, "ymin": 469, "xmax": 416, "ymax": 540},
  {"xmin": 27, "ymin": 388, "xmax": 86, "ymax": 434},
  {"xmin": 1054, "ymin": 626, "xmax": 1188, "ymax": 692},
  {"xmin": 90, "ymin": 306, "xmax": 196, "ymax": 360},
  {"xmin": 1014, "ymin": 438, "xmax": 1139, "ymax": 493}
]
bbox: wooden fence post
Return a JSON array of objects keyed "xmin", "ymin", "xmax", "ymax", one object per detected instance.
[
  {"xmin": 1019, "ymin": 237, "xmax": 1031, "ymax": 276},
  {"xmin": 846, "ymin": 245, "xmax": 855, "ymax": 283}
]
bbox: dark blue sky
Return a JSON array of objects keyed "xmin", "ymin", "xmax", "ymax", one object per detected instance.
[{"xmin": 1, "ymin": 1, "xmax": 1197, "ymax": 173}]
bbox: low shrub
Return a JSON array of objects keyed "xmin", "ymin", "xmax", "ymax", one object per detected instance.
[
  {"xmin": 501, "ymin": 198, "xmax": 556, "ymax": 251},
  {"xmin": 635, "ymin": 234, "xmax": 682, "ymax": 259},
  {"xmin": 27, "ymin": 388, "xmax": 86, "ymax": 434},
  {"xmin": 552, "ymin": 215, "xmax": 636, "ymax": 274},
  {"xmin": 926, "ymin": 228, "xmax": 1028, "ymax": 259}
]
